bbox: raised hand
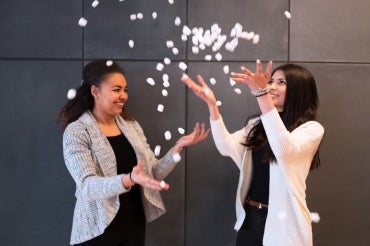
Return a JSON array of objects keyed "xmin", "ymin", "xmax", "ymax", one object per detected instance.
[
  {"xmin": 175, "ymin": 122, "xmax": 210, "ymax": 150},
  {"xmin": 130, "ymin": 162, "xmax": 170, "ymax": 190},
  {"xmin": 231, "ymin": 60, "xmax": 273, "ymax": 91}
]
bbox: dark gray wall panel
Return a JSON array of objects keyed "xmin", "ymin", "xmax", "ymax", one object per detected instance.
[
  {"xmin": 121, "ymin": 61, "xmax": 186, "ymax": 245},
  {"xmin": 303, "ymin": 63, "xmax": 370, "ymax": 245},
  {"xmin": 0, "ymin": 0, "xmax": 82, "ymax": 58},
  {"xmin": 290, "ymin": 1, "xmax": 370, "ymax": 62},
  {"xmin": 84, "ymin": 1, "xmax": 186, "ymax": 60},
  {"xmin": 0, "ymin": 60, "xmax": 80, "ymax": 245},
  {"xmin": 188, "ymin": 0, "xmax": 289, "ymax": 61}
]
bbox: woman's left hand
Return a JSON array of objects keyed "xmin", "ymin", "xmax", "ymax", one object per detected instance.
[
  {"xmin": 231, "ymin": 60, "xmax": 273, "ymax": 90},
  {"xmin": 173, "ymin": 122, "xmax": 210, "ymax": 152}
]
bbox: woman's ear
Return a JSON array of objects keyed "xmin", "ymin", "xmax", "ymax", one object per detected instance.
[{"xmin": 91, "ymin": 85, "xmax": 98, "ymax": 98}]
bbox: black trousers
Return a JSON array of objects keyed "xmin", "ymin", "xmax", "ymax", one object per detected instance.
[{"xmin": 235, "ymin": 204, "xmax": 268, "ymax": 246}]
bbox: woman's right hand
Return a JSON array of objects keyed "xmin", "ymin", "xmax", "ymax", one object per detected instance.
[
  {"xmin": 124, "ymin": 162, "xmax": 169, "ymax": 191},
  {"xmin": 181, "ymin": 74, "xmax": 220, "ymax": 120}
]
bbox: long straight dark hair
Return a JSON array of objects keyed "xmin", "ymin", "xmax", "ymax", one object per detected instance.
[
  {"xmin": 244, "ymin": 63, "xmax": 321, "ymax": 170},
  {"xmin": 58, "ymin": 60, "xmax": 134, "ymax": 130}
]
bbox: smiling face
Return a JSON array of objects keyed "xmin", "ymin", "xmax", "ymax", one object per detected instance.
[
  {"xmin": 91, "ymin": 72, "xmax": 128, "ymax": 118},
  {"xmin": 268, "ymin": 69, "xmax": 287, "ymax": 112}
]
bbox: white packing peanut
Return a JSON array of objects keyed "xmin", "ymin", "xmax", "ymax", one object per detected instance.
[
  {"xmin": 128, "ymin": 40, "xmax": 134, "ymax": 48},
  {"xmin": 234, "ymin": 88, "xmax": 242, "ymax": 94},
  {"xmin": 210, "ymin": 78, "xmax": 216, "ymax": 85},
  {"xmin": 157, "ymin": 104, "xmax": 164, "ymax": 112},
  {"xmin": 166, "ymin": 40, "xmax": 174, "ymax": 48},
  {"xmin": 106, "ymin": 60, "xmax": 113, "ymax": 66},
  {"xmin": 253, "ymin": 34, "xmax": 260, "ymax": 44},
  {"xmin": 174, "ymin": 16, "xmax": 181, "ymax": 26},
  {"xmin": 172, "ymin": 152, "xmax": 181, "ymax": 162},
  {"xmin": 152, "ymin": 12, "xmax": 158, "ymax": 19},
  {"xmin": 156, "ymin": 63, "xmax": 164, "ymax": 71},
  {"xmin": 78, "ymin": 17, "xmax": 88, "ymax": 27},
  {"xmin": 216, "ymin": 100, "xmax": 222, "ymax": 106},
  {"xmin": 172, "ymin": 47, "xmax": 179, "ymax": 55},
  {"xmin": 178, "ymin": 127, "xmax": 185, "ymax": 134},
  {"xmin": 223, "ymin": 65, "xmax": 230, "ymax": 74},
  {"xmin": 154, "ymin": 145, "xmax": 161, "ymax": 156},
  {"xmin": 164, "ymin": 130, "xmax": 172, "ymax": 140},
  {"xmin": 164, "ymin": 57, "xmax": 171, "ymax": 65},
  {"xmin": 179, "ymin": 62, "xmax": 187, "ymax": 71},
  {"xmin": 67, "ymin": 88, "xmax": 76, "ymax": 100},
  {"xmin": 160, "ymin": 180, "xmax": 166, "ymax": 188},
  {"xmin": 162, "ymin": 89, "xmax": 168, "ymax": 97},
  {"xmin": 91, "ymin": 0, "xmax": 99, "ymax": 8},
  {"xmin": 146, "ymin": 77, "xmax": 155, "ymax": 86},
  {"xmin": 284, "ymin": 10, "xmax": 292, "ymax": 19}
]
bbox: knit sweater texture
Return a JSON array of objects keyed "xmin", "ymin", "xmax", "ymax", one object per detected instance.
[
  {"xmin": 63, "ymin": 111, "xmax": 180, "ymax": 244},
  {"xmin": 210, "ymin": 108, "xmax": 324, "ymax": 246}
]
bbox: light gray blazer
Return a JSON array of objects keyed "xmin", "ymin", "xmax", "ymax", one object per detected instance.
[{"xmin": 63, "ymin": 111, "xmax": 180, "ymax": 245}]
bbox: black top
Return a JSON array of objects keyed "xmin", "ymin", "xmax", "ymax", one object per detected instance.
[
  {"xmin": 105, "ymin": 133, "xmax": 145, "ymax": 240},
  {"xmin": 247, "ymin": 112, "xmax": 284, "ymax": 205},
  {"xmin": 248, "ymin": 145, "xmax": 270, "ymax": 204}
]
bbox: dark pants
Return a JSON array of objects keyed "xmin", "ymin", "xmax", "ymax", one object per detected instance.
[{"xmin": 235, "ymin": 204, "xmax": 268, "ymax": 246}]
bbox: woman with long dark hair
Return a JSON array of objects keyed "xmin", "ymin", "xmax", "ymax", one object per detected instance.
[
  {"xmin": 181, "ymin": 60, "xmax": 324, "ymax": 246},
  {"xmin": 59, "ymin": 60, "xmax": 209, "ymax": 246}
]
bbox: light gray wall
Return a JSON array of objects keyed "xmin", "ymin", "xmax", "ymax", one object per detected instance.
[{"xmin": 1, "ymin": 0, "xmax": 369, "ymax": 245}]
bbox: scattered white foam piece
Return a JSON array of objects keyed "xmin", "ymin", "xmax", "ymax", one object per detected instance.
[
  {"xmin": 229, "ymin": 78, "xmax": 236, "ymax": 86},
  {"xmin": 106, "ymin": 60, "xmax": 113, "ymax": 66},
  {"xmin": 162, "ymin": 89, "xmax": 168, "ymax": 97},
  {"xmin": 210, "ymin": 78, "xmax": 216, "ymax": 85},
  {"xmin": 168, "ymin": 0, "xmax": 174, "ymax": 5},
  {"xmin": 146, "ymin": 77, "xmax": 155, "ymax": 86},
  {"xmin": 164, "ymin": 57, "xmax": 171, "ymax": 65},
  {"xmin": 216, "ymin": 100, "xmax": 222, "ymax": 106},
  {"xmin": 223, "ymin": 65, "xmax": 230, "ymax": 74},
  {"xmin": 163, "ymin": 80, "xmax": 170, "ymax": 87},
  {"xmin": 166, "ymin": 40, "xmax": 174, "ymax": 48},
  {"xmin": 91, "ymin": 0, "xmax": 99, "ymax": 8},
  {"xmin": 136, "ymin": 13, "xmax": 143, "ymax": 20},
  {"xmin": 234, "ymin": 88, "xmax": 242, "ymax": 94},
  {"xmin": 284, "ymin": 10, "xmax": 291, "ymax": 19},
  {"xmin": 157, "ymin": 104, "xmax": 164, "ymax": 112},
  {"xmin": 152, "ymin": 12, "xmax": 158, "ymax": 19},
  {"xmin": 154, "ymin": 145, "xmax": 161, "ymax": 156},
  {"xmin": 179, "ymin": 62, "xmax": 187, "ymax": 71},
  {"xmin": 78, "ymin": 17, "xmax": 88, "ymax": 27},
  {"xmin": 215, "ymin": 52, "xmax": 222, "ymax": 61},
  {"xmin": 164, "ymin": 130, "xmax": 172, "ymax": 140},
  {"xmin": 174, "ymin": 16, "xmax": 181, "ymax": 26},
  {"xmin": 172, "ymin": 152, "xmax": 181, "ymax": 162},
  {"xmin": 172, "ymin": 47, "xmax": 179, "ymax": 55},
  {"xmin": 178, "ymin": 127, "xmax": 185, "ymax": 134},
  {"xmin": 67, "ymin": 88, "xmax": 76, "ymax": 100},
  {"xmin": 192, "ymin": 46, "xmax": 199, "ymax": 54},
  {"xmin": 205, "ymin": 55, "xmax": 212, "ymax": 61},
  {"xmin": 162, "ymin": 74, "xmax": 169, "ymax": 82},
  {"xmin": 130, "ymin": 14, "xmax": 137, "ymax": 21},
  {"xmin": 310, "ymin": 212, "xmax": 320, "ymax": 223},
  {"xmin": 156, "ymin": 63, "xmax": 164, "ymax": 71},
  {"xmin": 253, "ymin": 34, "xmax": 260, "ymax": 44},
  {"xmin": 128, "ymin": 40, "xmax": 134, "ymax": 48},
  {"xmin": 182, "ymin": 25, "xmax": 192, "ymax": 36},
  {"xmin": 160, "ymin": 180, "xmax": 166, "ymax": 188},
  {"xmin": 181, "ymin": 34, "xmax": 188, "ymax": 41}
]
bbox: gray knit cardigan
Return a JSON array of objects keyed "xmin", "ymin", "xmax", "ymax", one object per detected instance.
[{"xmin": 63, "ymin": 111, "xmax": 180, "ymax": 245}]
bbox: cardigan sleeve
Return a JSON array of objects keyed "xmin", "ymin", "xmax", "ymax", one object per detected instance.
[
  {"xmin": 210, "ymin": 115, "xmax": 250, "ymax": 169},
  {"xmin": 63, "ymin": 122, "xmax": 129, "ymax": 201},
  {"xmin": 260, "ymin": 108, "xmax": 324, "ymax": 164}
]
